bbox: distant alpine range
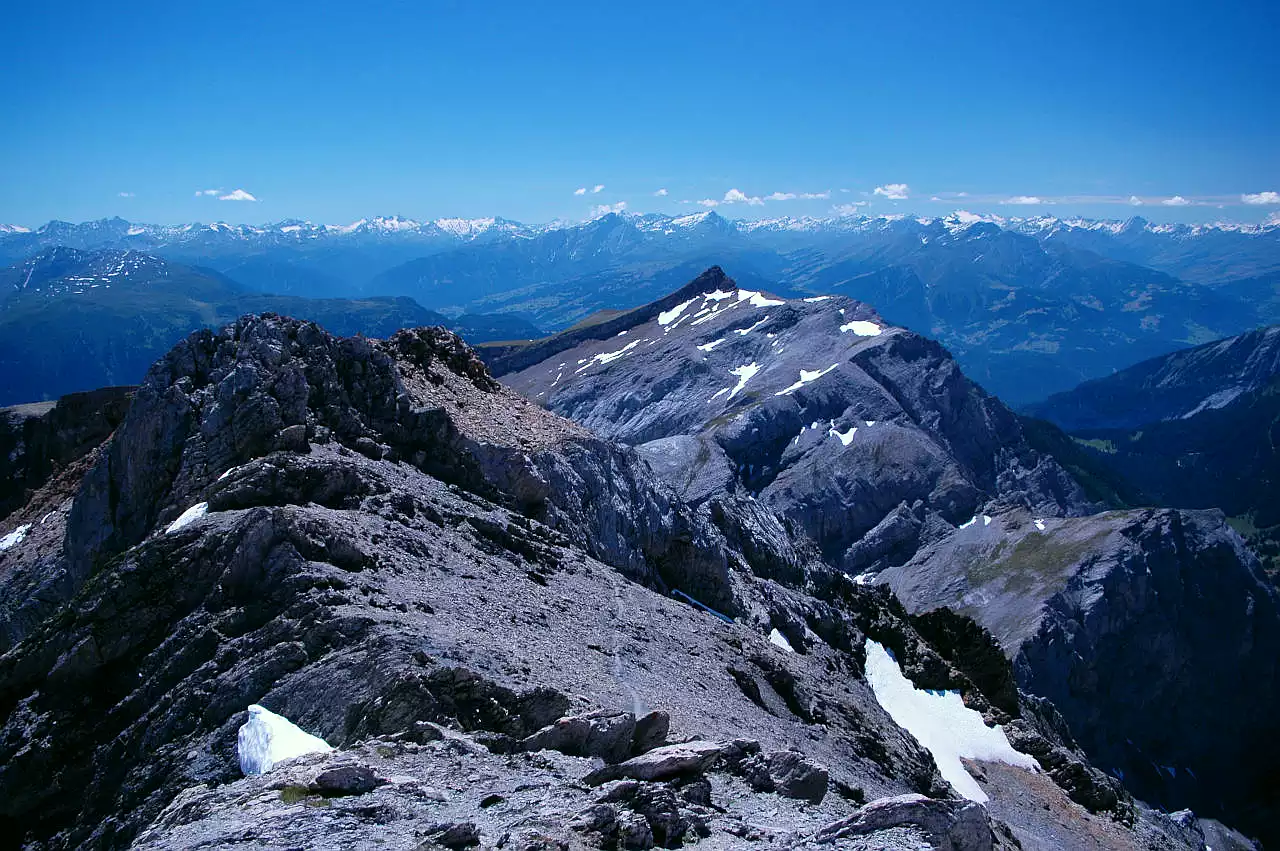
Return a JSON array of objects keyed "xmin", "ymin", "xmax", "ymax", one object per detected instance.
[{"xmin": 3, "ymin": 211, "xmax": 1279, "ymax": 407}]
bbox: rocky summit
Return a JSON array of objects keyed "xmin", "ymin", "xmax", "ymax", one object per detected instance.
[{"xmin": 0, "ymin": 308, "xmax": 1265, "ymax": 850}]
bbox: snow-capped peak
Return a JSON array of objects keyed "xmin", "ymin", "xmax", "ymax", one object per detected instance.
[{"xmin": 433, "ymin": 217, "xmax": 497, "ymax": 238}]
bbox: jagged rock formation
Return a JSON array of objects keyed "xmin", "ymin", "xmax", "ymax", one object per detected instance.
[
  {"xmin": 0, "ymin": 315, "xmax": 1235, "ymax": 850},
  {"xmin": 0, "ymin": 386, "xmax": 135, "ymax": 521}
]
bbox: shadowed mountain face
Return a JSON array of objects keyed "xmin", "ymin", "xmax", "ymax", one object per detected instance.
[
  {"xmin": 1025, "ymin": 325, "xmax": 1280, "ymax": 431},
  {"xmin": 0, "ymin": 247, "xmax": 540, "ymax": 405},
  {"xmin": 494, "ymin": 268, "xmax": 1280, "ymax": 846},
  {"xmin": 1025, "ymin": 325, "xmax": 1280, "ymax": 578},
  {"xmin": 0, "ymin": 312, "xmax": 1247, "ymax": 851}
]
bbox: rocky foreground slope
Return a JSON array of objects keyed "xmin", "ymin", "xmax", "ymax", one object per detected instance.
[
  {"xmin": 493, "ymin": 268, "xmax": 1280, "ymax": 846},
  {"xmin": 0, "ymin": 314, "xmax": 1250, "ymax": 850}
]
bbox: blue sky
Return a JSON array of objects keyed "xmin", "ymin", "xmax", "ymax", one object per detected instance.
[{"xmin": 4, "ymin": 0, "xmax": 1278, "ymax": 226}]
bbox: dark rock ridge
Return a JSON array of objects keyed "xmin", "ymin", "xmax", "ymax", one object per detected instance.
[
  {"xmin": 0, "ymin": 385, "xmax": 135, "ymax": 521},
  {"xmin": 0, "ymin": 314, "xmax": 1232, "ymax": 850},
  {"xmin": 498, "ymin": 266, "xmax": 1096, "ymax": 580},
  {"xmin": 1026, "ymin": 324, "xmax": 1280, "ymax": 431}
]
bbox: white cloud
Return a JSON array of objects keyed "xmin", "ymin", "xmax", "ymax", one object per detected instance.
[
  {"xmin": 1129, "ymin": 195, "xmax": 1144, "ymax": 206},
  {"xmin": 1162, "ymin": 195, "xmax": 1190, "ymax": 207},
  {"xmin": 1243, "ymin": 191, "xmax": 1280, "ymax": 205},
  {"xmin": 590, "ymin": 201, "xmax": 628, "ymax": 217},
  {"xmin": 873, "ymin": 183, "xmax": 909, "ymax": 200},
  {"xmin": 800, "ymin": 191, "xmax": 830, "ymax": 200},
  {"xmin": 722, "ymin": 188, "xmax": 764, "ymax": 206},
  {"xmin": 839, "ymin": 188, "xmax": 851, "ymax": 194},
  {"xmin": 1001, "ymin": 195, "xmax": 1046, "ymax": 205},
  {"xmin": 697, "ymin": 198, "xmax": 720, "ymax": 207},
  {"xmin": 654, "ymin": 188, "xmax": 668, "ymax": 196},
  {"xmin": 218, "ymin": 189, "xmax": 258, "ymax": 202},
  {"xmin": 195, "ymin": 189, "xmax": 221, "ymax": 197},
  {"xmin": 592, "ymin": 184, "xmax": 605, "ymax": 194},
  {"xmin": 833, "ymin": 201, "xmax": 870, "ymax": 216},
  {"xmin": 117, "ymin": 191, "xmax": 135, "ymax": 198},
  {"xmin": 573, "ymin": 187, "xmax": 587, "ymax": 196},
  {"xmin": 956, "ymin": 192, "xmax": 969, "ymax": 198},
  {"xmin": 1268, "ymin": 211, "xmax": 1280, "ymax": 226},
  {"xmin": 766, "ymin": 192, "xmax": 797, "ymax": 201}
]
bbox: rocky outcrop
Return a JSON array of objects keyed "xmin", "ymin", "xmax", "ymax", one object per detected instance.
[
  {"xmin": 882, "ymin": 507, "xmax": 1280, "ymax": 843},
  {"xmin": 815, "ymin": 794, "xmax": 995, "ymax": 850},
  {"xmin": 0, "ymin": 386, "xmax": 134, "ymax": 521}
]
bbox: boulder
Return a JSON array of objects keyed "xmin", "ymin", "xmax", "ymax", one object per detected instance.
[
  {"xmin": 815, "ymin": 794, "xmax": 993, "ymax": 850},
  {"xmin": 630, "ymin": 710, "xmax": 670, "ymax": 755},
  {"xmin": 585, "ymin": 741, "xmax": 723, "ymax": 785},
  {"xmin": 764, "ymin": 750, "xmax": 829, "ymax": 803},
  {"xmin": 521, "ymin": 711, "xmax": 635, "ymax": 764}
]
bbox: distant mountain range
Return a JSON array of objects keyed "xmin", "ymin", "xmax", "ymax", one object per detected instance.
[
  {"xmin": 0, "ymin": 247, "xmax": 540, "ymax": 405},
  {"xmin": 3, "ymin": 212, "xmax": 1279, "ymax": 404}
]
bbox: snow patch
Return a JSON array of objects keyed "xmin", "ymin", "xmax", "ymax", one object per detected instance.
[
  {"xmin": 1179, "ymin": 386, "xmax": 1247, "ymax": 419},
  {"xmin": 958, "ymin": 516, "xmax": 978, "ymax": 530},
  {"xmin": 237, "ymin": 704, "xmax": 333, "ymax": 776},
  {"xmin": 864, "ymin": 640, "xmax": 1038, "ymax": 803},
  {"xmin": 982, "ymin": 515, "xmax": 992, "ymax": 527},
  {"xmin": 803, "ymin": 296, "xmax": 833, "ymax": 303},
  {"xmin": 775, "ymin": 364, "xmax": 839, "ymax": 396},
  {"xmin": 658, "ymin": 298, "xmax": 696, "ymax": 326},
  {"xmin": 165, "ymin": 502, "xmax": 209, "ymax": 534},
  {"xmin": 0, "ymin": 523, "xmax": 32, "ymax": 552},
  {"xmin": 734, "ymin": 317, "xmax": 770, "ymax": 336},
  {"xmin": 703, "ymin": 289, "xmax": 734, "ymax": 302},
  {"xmin": 829, "ymin": 425, "xmax": 858, "ymax": 446},
  {"xmin": 1034, "ymin": 519, "xmax": 1046, "ymax": 531},
  {"xmin": 728, "ymin": 363, "xmax": 760, "ymax": 399},
  {"xmin": 737, "ymin": 289, "xmax": 785, "ymax": 308},
  {"xmin": 769, "ymin": 628, "xmax": 795, "ymax": 652},
  {"xmin": 840, "ymin": 320, "xmax": 882, "ymax": 336},
  {"xmin": 697, "ymin": 339, "xmax": 725, "ymax": 352},
  {"xmin": 577, "ymin": 340, "xmax": 640, "ymax": 372}
]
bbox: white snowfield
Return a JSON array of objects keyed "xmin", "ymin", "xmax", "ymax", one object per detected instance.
[
  {"xmin": 864, "ymin": 640, "xmax": 1038, "ymax": 802},
  {"xmin": 237, "ymin": 704, "xmax": 333, "ymax": 776},
  {"xmin": 165, "ymin": 502, "xmax": 209, "ymax": 534},
  {"xmin": 658, "ymin": 298, "xmax": 696, "ymax": 326},
  {"xmin": 769, "ymin": 628, "xmax": 796, "ymax": 652},
  {"xmin": 840, "ymin": 319, "xmax": 882, "ymax": 337},
  {"xmin": 737, "ymin": 289, "xmax": 785, "ymax": 308},
  {"xmin": 829, "ymin": 425, "xmax": 858, "ymax": 446},
  {"xmin": 776, "ymin": 364, "xmax": 839, "ymax": 396},
  {"xmin": 727, "ymin": 362, "xmax": 760, "ymax": 399},
  {"xmin": 0, "ymin": 523, "xmax": 32, "ymax": 552}
]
